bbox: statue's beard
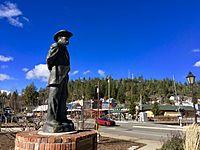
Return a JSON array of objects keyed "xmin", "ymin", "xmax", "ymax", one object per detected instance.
[{"xmin": 59, "ymin": 40, "xmax": 69, "ymax": 46}]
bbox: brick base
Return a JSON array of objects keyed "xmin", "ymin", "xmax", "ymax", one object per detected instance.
[{"xmin": 15, "ymin": 130, "xmax": 97, "ymax": 150}]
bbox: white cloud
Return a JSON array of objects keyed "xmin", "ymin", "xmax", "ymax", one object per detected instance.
[
  {"xmin": 71, "ymin": 70, "xmax": 79, "ymax": 76},
  {"xmin": 26, "ymin": 64, "xmax": 49, "ymax": 82},
  {"xmin": 98, "ymin": 69, "xmax": 105, "ymax": 77},
  {"xmin": 193, "ymin": 49, "xmax": 200, "ymax": 53},
  {"xmin": 22, "ymin": 68, "xmax": 29, "ymax": 72},
  {"xmin": 22, "ymin": 16, "xmax": 29, "ymax": 22},
  {"xmin": 0, "ymin": 55, "xmax": 13, "ymax": 62},
  {"xmin": 83, "ymin": 70, "xmax": 91, "ymax": 75},
  {"xmin": 0, "ymin": 1, "xmax": 29, "ymax": 28},
  {"xmin": 7, "ymin": 16, "xmax": 23, "ymax": 27},
  {"xmin": 0, "ymin": 73, "xmax": 11, "ymax": 81},
  {"xmin": 0, "ymin": 89, "xmax": 11, "ymax": 94},
  {"xmin": 194, "ymin": 61, "xmax": 200, "ymax": 67},
  {"xmin": 0, "ymin": 65, "xmax": 8, "ymax": 69}
]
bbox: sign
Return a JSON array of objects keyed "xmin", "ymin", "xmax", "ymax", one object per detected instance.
[{"xmin": 102, "ymin": 102, "xmax": 109, "ymax": 109}]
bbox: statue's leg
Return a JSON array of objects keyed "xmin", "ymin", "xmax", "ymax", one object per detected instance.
[
  {"xmin": 46, "ymin": 86, "xmax": 61, "ymax": 125},
  {"xmin": 57, "ymin": 79, "xmax": 68, "ymax": 122},
  {"xmin": 43, "ymin": 85, "xmax": 65, "ymax": 133},
  {"xmin": 58, "ymin": 79, "xmax": 75, "ymax": 131}
]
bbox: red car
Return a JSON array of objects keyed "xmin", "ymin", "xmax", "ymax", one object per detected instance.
[{"xmin": 96, "ymin": 117, "xmax": 116, "ymax": 126}]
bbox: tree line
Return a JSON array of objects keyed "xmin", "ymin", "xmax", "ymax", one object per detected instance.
[{"xmin": 1, "ymin": 76, "xmax": 200, "ymax": 113}]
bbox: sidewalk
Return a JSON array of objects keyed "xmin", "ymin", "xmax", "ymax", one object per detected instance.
[
  {"xmin": 116, "ymin": 120, "xmax": 184, "ymax": 130},
  {"xmin": 137, "ymin": 139, "xmax": 162, "ymax": 150},
  {"xmin": 100, "ymin": 132, "xmax": 162, "ymax": 150}
]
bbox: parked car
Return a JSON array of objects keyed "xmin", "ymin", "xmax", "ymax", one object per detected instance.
[{"xmin": 96, "ymin": 117, "xmax": 116, "ymax": 126}]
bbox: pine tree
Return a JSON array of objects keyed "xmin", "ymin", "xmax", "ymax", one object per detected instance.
[
  {"xmin": 22, "ymin": 83, "xmax": 38, "ymax": 107},
  {"xmin": 10, "ymin": 90, "xmax": 18, "ymax": 112},
  {"xmin": 152, "ymin": 102, "xmax": 160, "ymax": 116}
]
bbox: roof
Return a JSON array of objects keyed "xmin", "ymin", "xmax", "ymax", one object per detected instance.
[
  {"xmin": 142, "ymin": 104, "xmax": 193, "ymax": 111},
  {"xmin": 32, "ymin": 105, "xmax": 48, "ymax": 112}
]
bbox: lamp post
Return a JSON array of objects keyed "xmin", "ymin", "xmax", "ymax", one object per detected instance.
[
  {"xmin": 186, "ymin": 71, "xmax": 197, "ymax": 124},
  {"xmin": 94, "ymin": 81, "xmax": 100, "ymax": 131}
]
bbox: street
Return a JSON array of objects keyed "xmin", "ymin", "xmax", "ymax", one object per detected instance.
[{"xmin": 97, "ymin": 120, "xmax": 183, "ymax": 141}]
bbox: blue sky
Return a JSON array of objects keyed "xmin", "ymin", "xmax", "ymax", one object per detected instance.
[{"xmin": 1, "ymin": 0, "xmax": 200, "ymax": 92}]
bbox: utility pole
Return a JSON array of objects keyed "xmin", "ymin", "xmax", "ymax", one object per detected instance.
[
  {"xmin": 81, "ymin": 81, "xmax": 85, "ymax": 129},
  {"xmin": 80, "ymin": 95, "xmax": 85, "ymax": 129},
  {"xmin": 108, "ymin": 77, "xmax": 111, "ymax": 118},
  {"xmin": 173, "ymin": 75, "xmax": 182, "ymax": 126},
  {"xmin": 139, "ymin": 94, "xmax": 142, "ymax": 111},
  {"xmin": 97, "ymin": 80, "xmax": 100, "ymax": 118}
]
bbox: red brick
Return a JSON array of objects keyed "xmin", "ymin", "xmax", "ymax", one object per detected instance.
[
  {"xmin": 40, "ymin": 143, "xmax": 45, "ymax": 150},
  {"xmin": 61, "ymin": 144, "xmax": 66, "ymax": 150},
  {"xmin": 26, "ymin": 143, "xmax": 30, "ymax": 149},
  {"xmin": 50, "ymin": 143, "xmax": 55, "ymax": 150},
  {"xmin": 45, "ymin": 143, "xmax": 50, "ymax": 150},
  {"xmin": 19, "ymin": 142, "xmax": 23, "ymax": 148},
  {"xmin": 15, "ymin": 130, "xmax": 97, "ymax": 150},
  {"xmin": 56, "ymin": 144, "xmax": 61, "ymax": 150}
]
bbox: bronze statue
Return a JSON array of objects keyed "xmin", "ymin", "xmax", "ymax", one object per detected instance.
[{"xmin": 43, "ymin": 30, "xmax": 75, "ymax": 133}]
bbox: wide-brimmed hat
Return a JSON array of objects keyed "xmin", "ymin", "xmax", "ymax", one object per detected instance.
[{"xmin": 54, "ymin": 30, "xmax": 73, "ymax": 42}]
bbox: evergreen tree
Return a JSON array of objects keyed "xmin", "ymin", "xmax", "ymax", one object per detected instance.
[
  {"xmin": 152, "ymin": 102, "xmax": 160, "ymax": 116},
  {"xmin": 38, "ymin": 88, "xmax": 47, "ymax": 105},
  {"xmin": 117, "ymin": 86, "xmax": 126, "ymax": 103},
  {"xmin": 10, "ymin": 90, "xmax": 18, "ymax": 112},
  {"xmin": 129, "ymin": 101, "xmax": 136, "ymax": 116},
  {"xmin": 22, "ymin": 83, "xmax": 38, "ymax": 107}
]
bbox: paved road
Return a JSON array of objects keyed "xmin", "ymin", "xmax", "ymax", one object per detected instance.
[
  {"xmin": 100, "ymin": 125, "xmax": 173, "ymax": 141},
  {"xmin": 96, "ymin": 120, "xmax": 183, "ymax": 141},
  {"xmin": 1, "ymin": 119, "xmax": 183, "ymax": 141}
]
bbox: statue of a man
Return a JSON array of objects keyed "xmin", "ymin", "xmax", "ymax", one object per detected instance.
[{"xmin": 43, "ymin": 30, "xmax": 75, "ymax": 133}]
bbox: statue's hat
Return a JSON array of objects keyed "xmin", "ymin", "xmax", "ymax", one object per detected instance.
[{"xmin": 54, "ymin": 30, "xmax": 73, "ymax": 42}]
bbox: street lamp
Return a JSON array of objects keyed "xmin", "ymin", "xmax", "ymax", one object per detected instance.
[
  {"xmin": 186, "ymin": 72, "xmax": 196, "ymax": 85},
  {"xmin": 186, "ymin": 71, "xmax": 197, "ymax": 123}
]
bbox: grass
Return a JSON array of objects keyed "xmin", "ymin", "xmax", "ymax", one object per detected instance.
[
  {"xmin": 159, "ymin": 124, "xmax": 200, "ymax": 150},
  {"xmin": 184, "ymin": 124, "xmax": 200, "ymax": 150},
  {"xmin": 159, "ymin": 132, "xmax": 184, "ymax": 150}
]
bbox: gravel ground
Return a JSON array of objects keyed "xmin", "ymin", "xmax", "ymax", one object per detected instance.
[
  {"xmin": 0, "ymin": 133, "xmax": 16, "ymax": 150},
  {"xmin": 98, "ymin": 136, "xmax": 144, "ymax": 150}
]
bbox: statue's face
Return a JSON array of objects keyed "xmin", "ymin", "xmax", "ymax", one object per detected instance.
[{"xmin": 58, "ymin": 36, "xmax": 69, "ymax": 45}]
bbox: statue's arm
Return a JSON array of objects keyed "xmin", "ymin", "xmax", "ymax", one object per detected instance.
[{"xmin": 46, "ymin": 43, "xmax": 59, "ymax": 70}]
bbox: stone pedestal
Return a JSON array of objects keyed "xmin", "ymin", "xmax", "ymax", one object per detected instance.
[{"xmin": 15, "ymin": 130, "xmax": 97, "ymax": 150}]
